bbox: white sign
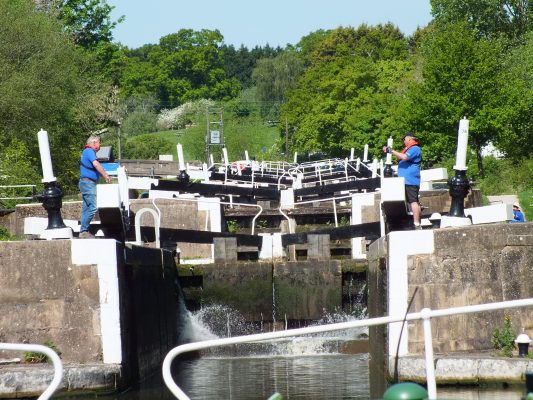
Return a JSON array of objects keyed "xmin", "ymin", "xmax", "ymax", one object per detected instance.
[{"xmin": 210, "ymin": 130, "xmax": 220, "ymax": 144}]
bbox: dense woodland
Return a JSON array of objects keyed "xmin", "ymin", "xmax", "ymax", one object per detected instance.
[{"xmin": 0, "ymin": 0, "xmax": 532, "ymax": 202}]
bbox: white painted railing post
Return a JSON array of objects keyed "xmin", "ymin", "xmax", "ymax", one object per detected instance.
[{"xmin": 421, "ymin": 308, "xmax": 437, "ymax": 399}]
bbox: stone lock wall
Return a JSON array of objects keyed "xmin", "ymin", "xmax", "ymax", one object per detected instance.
[
  {"xmin": 408, "ymin": 223, "xmax": 533, "ymax": 353},
  {"xmin": 368, "ymin": 222, "xmax": 533, "ymax": 358},
  {"xmin": 0, "ymin": 240, "xmax": 103, "ymax": 363},
  {"xmin": 0, "ymin": 239, "xmax": 180, "ymax": 386}
]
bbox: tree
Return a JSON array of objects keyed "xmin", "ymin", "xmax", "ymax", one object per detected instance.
[
  {"xmin": 56, "ymin": 0, "xmax": 124, "ymax": 49},
  {"xmin": 402, "ymin": 22, "xmax": 506, "ymax": 175},
  {"xmin": 0, "ymin": 0, "xmax": 108, "ymax": 188},
  {"xmin": 430, "ymin": 0, "xmax": 532, "ymax": 41},
  {"xmin": 252, "ymin": 50, "xmax": 304, "ymax": 120},
  {"xmin": 280, "ymin": 25, "xmax": 411, "ymax": 158},
  {"xmin": 493, "ymin": 31, "xmax": 533, "ymax": 159},
  {"xmin": 220, "ymin": 44, "xmax": 282, "ymax": 88},
  {"xmin": 119, "ymin": 29, "xmax": 241, "ymax": 107}
]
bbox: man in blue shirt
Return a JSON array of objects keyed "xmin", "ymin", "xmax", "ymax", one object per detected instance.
[
  {"xmin": 79, "ymin": 135, "xmax": 112, "ymax": 238},
  {"xmin": 383, "ymin": 133, "xmax": 422, "ymax": 229},
  {"xmin": 511, "ymin": 203, "xmax": 525, "ymax": 223}
]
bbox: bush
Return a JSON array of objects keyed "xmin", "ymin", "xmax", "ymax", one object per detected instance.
[
  {"xmin": 122, "ymin": 134, "xmax": 174, "ymax": 160},
  {"xmin": 491, "ymin": 315, "xmax": 516, "ymax": 357},
  {"xmin": 23, "ymin": 341, "xmax": 61, "ymax": 363}
]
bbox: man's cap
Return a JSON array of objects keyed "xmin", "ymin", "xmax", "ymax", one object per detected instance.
[
  {"xmin": 513, "ymin": 202, "xmax": 520, "ymax": 208},
  {"xmin": 403, "ymin": 132, "xmax": 418, "ymax": 141}
]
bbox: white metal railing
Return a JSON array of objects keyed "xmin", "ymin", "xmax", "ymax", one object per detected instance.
[
  {"xmin": 162, "ymin": 297, "xmax": 533, "ymax": 400},
  {"xmin": 0, "ymin": 184, "xmax": 37, "ymax": 201},
  {"xmin": 278, "ymin": 194, "xmax": 354, "ymax": 232},
  {"xmin": 0, "ymin": 343, "xmax": 63, "ymax": 399}
]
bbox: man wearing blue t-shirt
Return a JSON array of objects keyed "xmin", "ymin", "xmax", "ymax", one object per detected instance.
[
  {"xmin": 79, "ymin": 135, "xmax": 112, "ymax": 238},
  {"xmin": 383, "ymin": 133, "xmax": 422, "ymax": 229}
]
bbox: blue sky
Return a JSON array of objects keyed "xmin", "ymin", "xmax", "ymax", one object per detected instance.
[{"xmin": 107, "ymin": 0, "xmax": 433, "ymax": 49}]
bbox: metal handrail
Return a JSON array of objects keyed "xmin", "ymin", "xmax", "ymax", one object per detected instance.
[
  {"xmin": 0, "ymin": 184, "xmax": 37, "ymax": 201},
  {"xmin": 0, "ymin": 343, "xmax": 63, "ymax": 400},
  {"xmin": 162, "ymin": 297, "xmax": 533, "ymax": 400}
]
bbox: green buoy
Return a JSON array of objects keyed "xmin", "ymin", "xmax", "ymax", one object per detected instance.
[{"xmin": 383, "ymin": 382, "xmax": 428, "ymax": 400}]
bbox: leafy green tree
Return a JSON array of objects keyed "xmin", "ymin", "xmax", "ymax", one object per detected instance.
[
  {"xmin": 252, "ymin": 50, "xmax": 304, "ymax": 120},
  {"xmin": 281, "ymin": 25, "xmax": 411, "ymax": 158},
  {"xmin": 293, "ymin": 29, "xmax": 331, "ymax": 66},
  {"xmin": 492, "ymin": 31, "xmax": 533, "ymax": 159},
  {"xmin": 0, "ymin": 0, "xmax": 108, "ymax": 189},
  {"xmin": 119, "ymin": 29, "xmax": 241, "ymax": 107},
  {"xmin": 221, "ymin": 44, "xmax": 282, "ymax": 88},
  {"xmin": 402, "ymin": 22, "xmax": 506, "ymax": 175},
  {"xmin": 430, "ymin": 0, "xmax": 532, "ymax": 41},
  {"xmin": 56, "ymin": 0, "xmax": 124, "ymax": 48}
]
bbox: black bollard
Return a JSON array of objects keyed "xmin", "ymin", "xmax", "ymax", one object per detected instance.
[
  {"xmin": 178, "ymin": 169, "xmax": 190, "ymax": 183},
  {"xmin": 448, "ymin": 169, "xmax": 470, "ymax": 217},
  {"xmin": 38, "ymin": 181, "xmax": 67, "ymax": 230}
]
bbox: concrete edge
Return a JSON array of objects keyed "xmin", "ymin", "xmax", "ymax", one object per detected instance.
[
  {"xmin": 0, "ymin": 363, "xmax": 123, "ymax": 398},
  {"xmin": 392, "ymin": 355, "xmax": 533, "ymax": 385}
]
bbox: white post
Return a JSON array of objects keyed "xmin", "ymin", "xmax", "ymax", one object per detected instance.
[
  {"xmin": 37, "ymin": 129, "xmax": 56, "ymax": 183},
  {"xmin": 222, "ymin": 147, "xmax": 229, "ymax": 166},
  {"xmin": 363, "ymin": 144, "xmax": 369, "ymax": 162},
  {"xmin": 386, "ymin": 137, "xmax": 393, "ymax": 165},
  {"xmin": 454, "ymin": 117, "xmax": 469, "ymax": 171},
  {"xmin": 177, "ymin": 144, "xmax": 185, "ymax": 171},
  {"xmin": 293, "ymin": 152, "xmax": 298, "ymax": 164},
  {"xmin": 350, "ymin": 148, "xmax": 355, "ymax": 161},
  {"xmin": 209, "ymin": 154, "xmax": 214, "ymax": 168},
  {"xmin": 371, "ymin": 158, "xmax": 378, "ymax": 178},
  {"xmin": 245, "ymin": 150, "xmax": 249, "ymax": 162},
  {"xmin": 421, "ymin": 308, "xmax": 437, "ymax": 399}
]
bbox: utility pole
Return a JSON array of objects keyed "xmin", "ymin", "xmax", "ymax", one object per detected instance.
[
  {"xmin": 206, "ymin": 108, "xmax": 224, "ymax": 164},
  {"xmin": 285, "ymin": 118, "xmax": 289, "ymax": 161}
]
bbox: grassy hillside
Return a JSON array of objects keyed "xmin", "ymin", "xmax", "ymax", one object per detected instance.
[{"xmin": 124, "ymin": 115, "xmax": 282, "ymax": 164}]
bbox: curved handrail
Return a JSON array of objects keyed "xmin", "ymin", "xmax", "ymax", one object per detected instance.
[
  {"xmin": 162, "ymin": 298, "xmax": 533, "ymax": 400},
  {"xmin": 0, "ymin": 343, "xmax": 63, "ymax": 400},
  {"xmin": 134, "ymin": 207, "xmax": 160, "ymax": 248}
]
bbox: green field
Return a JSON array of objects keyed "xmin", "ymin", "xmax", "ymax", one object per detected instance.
[{"xmin": 125, "ymin": 115, "xmax": 283, "ymax": 164}]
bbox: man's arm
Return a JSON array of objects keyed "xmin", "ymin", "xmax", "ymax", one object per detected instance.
[
  {"xmin": 92, "ymin": 160, "xmax": 112, "ymax": 183},
  {"xmin": 390, "ymin": 149, "xmax": 408, "ymax": 161}
]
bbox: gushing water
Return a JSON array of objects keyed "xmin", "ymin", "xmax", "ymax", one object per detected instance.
[{"xmin": 178, "ymin": 301, "xmax": 368, "ymax": 358}]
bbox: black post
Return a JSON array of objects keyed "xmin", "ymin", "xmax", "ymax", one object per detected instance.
[
  {"xmin": 178, "ymin": 169, "xmax": 190, "ymax": 183},
  {"xmin": 38, "ymin": 181, "xmax": 67, "ymax": 230},
  {"xmin": 448, "ymin": 169, "xmax": 470, "ymax": 217},
  {"xmin": 383, "ymin": 163, "xmax": 393, "ymax": 178}
]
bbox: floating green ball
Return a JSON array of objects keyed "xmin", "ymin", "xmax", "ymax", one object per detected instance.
[{"xmin": 383, "ymin": 382, "xmax": 428, "ymax": 400}]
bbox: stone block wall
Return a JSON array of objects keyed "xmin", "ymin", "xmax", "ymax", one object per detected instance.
[
  {"xmin": 0, "ymin": 240, "xmax": 103, "ymax": 363},
  {"xmin": 408, "ymin": 223, "xmax": 533, "ymax": 353},
  {"xmin": 368, "ymin": 222, "xmax": 533, "ymax": 358},
  {"xmin": 0, "ymin": 239, "xmax": 180, "ymax": 386}
]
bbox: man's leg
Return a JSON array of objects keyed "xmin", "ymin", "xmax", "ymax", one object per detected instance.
[
  {"xmin": 405, "ymin": 185, "xmax": 421, "ymax": 227},
  {"xmin": 79, "ymin": 180, "xmax": 97, "ymax": 232},
  {"xmin": 410, "ymin": 201, "xmax": 421, "ymax": 226}
]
